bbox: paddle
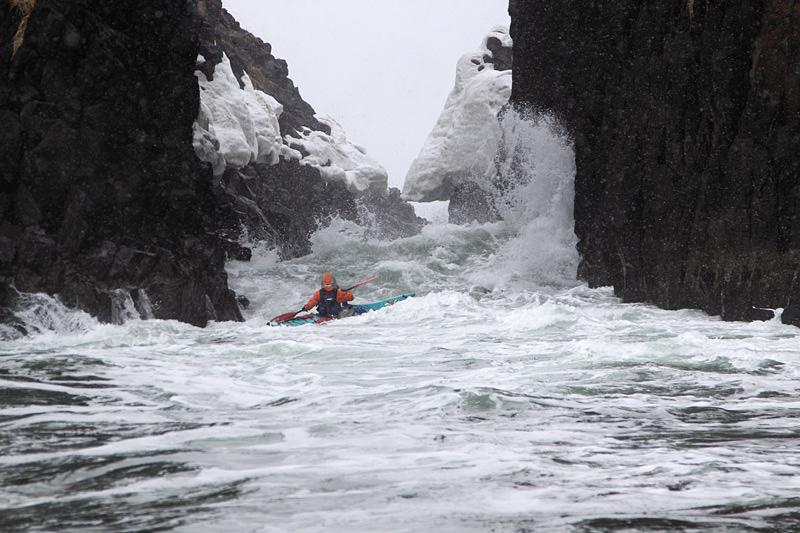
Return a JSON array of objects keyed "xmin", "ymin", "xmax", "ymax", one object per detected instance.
[
  {"xmin": 268, "ymin": 275, "xmax": 380, "ymax": 324},
  {"xmin": 269, "ymin": 310, "xmax": 308, "ymax": 324},
  {"xmin": 344, "ymin": 275, "xmax": 380, "ymax": 291}
]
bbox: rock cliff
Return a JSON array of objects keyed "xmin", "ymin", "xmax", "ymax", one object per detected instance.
[
  {"xmin": 510, "ymin": 0, "xmax": 800, "ymax": 325},
  {"xmin": 1, "ymin": 0, "xmax": 243, "ymax": 328},
  {"xmin": 0, "ymin": 0, "xmax": 423, "ymax": 332},
  {"xmin": 193, "ymin": 0, "xmax": 423, "ymax": 257},
  {"xmin": 402, "ymin": 27, "xmax": 513, "ymax": 224}
]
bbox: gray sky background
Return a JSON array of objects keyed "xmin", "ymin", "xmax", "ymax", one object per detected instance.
[{"xmin": 222, "ymin": 0, "xmax": 511, "ymax": 188}]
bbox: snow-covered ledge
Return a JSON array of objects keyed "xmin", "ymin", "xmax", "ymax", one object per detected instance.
[
  {"xmin": 402, "ymin": 26, "xmax": 512, "ymax": 202},
  {"xmin": 193, "ymin": 53, "xmax": 283, "ymax": 176},
  {"xmin": 284, "ymin": 115, "xmax": 388, "ymax": 196},
  {"xmin": 193, "ymin": 54, "xmax": 388, "ymax": 197}
]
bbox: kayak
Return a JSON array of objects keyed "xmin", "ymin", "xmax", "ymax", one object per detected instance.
[{"xmin": 268, "ymin": 293, "xmax": 415, "ymax": 326}]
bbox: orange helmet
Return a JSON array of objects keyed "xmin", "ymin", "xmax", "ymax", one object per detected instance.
[{"xmin": 321, "ymin": 273, "xmax": 338, "ymax": 291}]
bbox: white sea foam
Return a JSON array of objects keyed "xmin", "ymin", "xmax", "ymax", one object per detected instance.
[
  {"xmin": 4, "ymin": 93, "xmax": 800, "ymax": 533},
  {"xmin": 3, "ymin": 262, "xmax": 800, "ymax": 532}
]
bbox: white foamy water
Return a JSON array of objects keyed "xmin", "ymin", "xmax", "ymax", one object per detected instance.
[{"xmin": 2, "ymin": 116, "xmax": 800, "ymax": 533}]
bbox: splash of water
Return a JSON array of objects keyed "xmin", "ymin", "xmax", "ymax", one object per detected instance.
[
  {"xmin": 0, "ymin": 291, "xmax": 97, "ymax": 341},
  {"xmin": 470, "ymin": 107, "xmax": 580, "ymax": 289}
]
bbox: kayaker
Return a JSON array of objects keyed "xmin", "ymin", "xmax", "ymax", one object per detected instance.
[{"xmin": 300, "ymin": 273, "xmax": 355, "ymax": 318}]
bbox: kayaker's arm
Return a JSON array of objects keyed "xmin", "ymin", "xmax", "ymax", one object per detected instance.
[
  {"xmin": 338, "ymin": 290, "xmax": 354, "ymax": 303},
  {"xmin": 302, "ymin": 291, "xmax": 321, "ymax": 312}
]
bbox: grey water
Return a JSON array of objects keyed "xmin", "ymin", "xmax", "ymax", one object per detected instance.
[{"xmin": 2, "ymin": 115, "xmax": 800, "ymax": 532}]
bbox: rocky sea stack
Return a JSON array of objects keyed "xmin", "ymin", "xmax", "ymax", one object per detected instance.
[
  {"xmin": 0, "ymin": 0, "xmax": 423, "ymax": 332},
  {"xmin": 510, "ymin": 0, "xmax": 800, "ymax": 326}
]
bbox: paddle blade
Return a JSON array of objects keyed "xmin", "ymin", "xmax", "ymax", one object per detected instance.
[{"xmin": 269, "ymin": 311, "xmax": 299, "ymax": 324}]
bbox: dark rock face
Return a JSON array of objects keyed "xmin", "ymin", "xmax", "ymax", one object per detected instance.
[
  {"xmin": 220, "ymin": 162, "xmax": 424, "ymax": 259},
  {"xmin": 359, "ymin": 187, "xmax": 427, "ymax": 241},
  {"xmin": 0, "ymin": 0, "xmax": 244, "ymax": 327},
  {"xmin": 219, "ymin": 159, "xmax": 359, "ymax": 259},
  {"xmin": 1, "ymin": 0, "xmax": 423, "ymax": 332},
  {"xmin": 485, "ymin": 33, "xmax": 513, "ymax": 73},
  {"xmin": 448, "ymin": 182, "xmax": 500, "ymax": 225},
  {"xmin": 510, "ymin": 0, "xmax": 800, "ymax": 325}
]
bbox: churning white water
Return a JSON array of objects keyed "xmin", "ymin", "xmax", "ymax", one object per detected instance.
[{"xmin": 2, "ymin": 115, "xmax": 800, "ymax": 533}]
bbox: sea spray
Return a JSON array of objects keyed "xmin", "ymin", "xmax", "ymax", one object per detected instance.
[
  {"xmin": 469, "ymin": 107, "xmax": 579, "ymax": 290},
  {"xmin": 0, "ymin": 291, "xmax": 97, "ymax": 340}
]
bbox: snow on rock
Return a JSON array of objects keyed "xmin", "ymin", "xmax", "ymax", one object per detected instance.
[
  {"xmin": 285, "ymin": 115, "xmax": 389, "ymax": 196},
  {"xmin": 402, "ymin": 26, "xmax": 512, "ymax": 202},
  {"xmin": 193, "ymin": 55, "xmax": 387, "ymax": 196},
  {"xmin": 193, "ymin": 53, "xmax": 283, "ymax": 176}
]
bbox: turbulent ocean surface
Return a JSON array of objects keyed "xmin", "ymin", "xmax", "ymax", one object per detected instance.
[{"xmin": 3, "ymin": 119, "xmax": 800, "ymax": 533}]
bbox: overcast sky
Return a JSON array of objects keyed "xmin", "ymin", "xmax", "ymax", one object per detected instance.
[{"xmin": 222, "ymin": 0, "xmax": 511, "ymax": 189}]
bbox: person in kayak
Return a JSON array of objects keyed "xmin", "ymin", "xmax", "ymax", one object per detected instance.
[{"xmin": 300, "ymin": 273, "xmax": 355, "ymax": 318}]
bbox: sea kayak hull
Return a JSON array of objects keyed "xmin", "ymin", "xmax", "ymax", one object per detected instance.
[{"xmin": 269, "ymin": 293, "xmax": 415, "ymax": 326}]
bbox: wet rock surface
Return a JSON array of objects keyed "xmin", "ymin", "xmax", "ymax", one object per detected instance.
[
  {"xmin": 510, "ymin": 0, "xmax": 800, "ymax": 326},
  {"xmin": 0, "ymin": 0, "xmax": 424, "ymax": 331},
  {"xmin": 1, "ymin": 0, "xmax": 242, "ymax": 327}
]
